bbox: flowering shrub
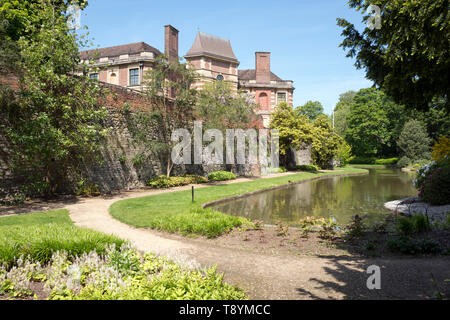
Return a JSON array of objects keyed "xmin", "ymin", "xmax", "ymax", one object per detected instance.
[
  {"xmin": 432, "ymin": 136, "xmax": 450, "ymax": 162},
  {"xmin": 414, "ymin": 157, "xmax": 450, "ymax": 205},
  {"xmin": 0, "ymin": 244, "xmax": 247, "ymax": 300}
]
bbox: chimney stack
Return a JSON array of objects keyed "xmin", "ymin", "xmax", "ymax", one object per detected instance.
[
  {"xmin": 164, "ymin": 25, "xmax": 179, "ymax": 62},
  {"xmin": 255, "ymin": 52, "xmax": 271, "ymax": 83}
]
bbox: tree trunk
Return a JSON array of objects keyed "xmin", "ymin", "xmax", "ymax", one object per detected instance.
[{"xmin": 166, "ymin": 155, "xmax": 173, "ymax": 177}]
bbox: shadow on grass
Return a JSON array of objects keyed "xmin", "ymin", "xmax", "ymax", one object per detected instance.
[{"xmin": 0, "ymin": 195, "xmax": 80, "ymax": 216}]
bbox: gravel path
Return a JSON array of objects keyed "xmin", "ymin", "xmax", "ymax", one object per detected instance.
[{"xmin": 2, "ymin": 172, "xmax": 450, "ymax": 299}]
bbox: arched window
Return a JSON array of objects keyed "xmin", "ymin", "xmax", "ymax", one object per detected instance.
[{"xmin": 258, "ymin": 92, "xmax": 269, "ymax": 110}]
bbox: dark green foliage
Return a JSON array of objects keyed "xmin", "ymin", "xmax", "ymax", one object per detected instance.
[
  {"xmin": 396, "ymin": 214, "xmax": 431, "ymax": 236},
  {"xmin": 296, "ymin": 165, "xmax": 319, "ymax": 172},
  {"xmin": 387, "ymin": 237, "xmax": 441, "ymax": 255},
  {"xmin": 208, "ymin": 171, "xmax": 236, "ymax": 182},
  {"xmin": 407, "ymin": 98, "xmax": 450, "ymax": 141},
  {"xmin": 396, "ymin": 217, "xmax": 414, "ymax": 236},
  {"xmin": 365, "ymin": 241, "xmax": 377, "ymax": 251},
  {"xmin": 411, "ymin": 214, "xmax": 431, "ymax": 234},
  {"xmin": 397, "ymin": 120, "xmax": 432, "ymax": 162},
  {"xmin": 337, "ymin": 0, "xmax": 450, "ymax": 111},
  {"xmin": 345, "ymin": 88, "xmax": 406, "ymax": 157}
]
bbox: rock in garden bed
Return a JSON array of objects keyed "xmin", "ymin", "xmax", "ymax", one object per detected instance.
[{"xmin": 384, "ymin": 197, "xmax": 450, "ymax": 223}]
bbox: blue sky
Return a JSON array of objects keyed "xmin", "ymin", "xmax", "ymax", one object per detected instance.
[{"xmin": 81, "ymin": 0, "xmax": 373, "ymax": 115}]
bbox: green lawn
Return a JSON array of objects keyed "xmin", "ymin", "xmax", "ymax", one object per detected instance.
[
  {"xmin": 110, "ymin": 167, "xmax": 368, "ymax": 237},
  {"xmin": 0, "ymin": 209, "xmax": 124, "ymax": 267}
]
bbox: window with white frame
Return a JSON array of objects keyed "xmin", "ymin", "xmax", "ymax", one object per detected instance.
[
  {"xmin": 129, "ymin": 68, "xmax": 140, "ymax": 86},
  {"xmin": 277, "ymin": 92, "xmax": 287, "ymax": 104},
  {"xmin": 89, "ymin": 73, "xmax": 98, "ymax": 81}
]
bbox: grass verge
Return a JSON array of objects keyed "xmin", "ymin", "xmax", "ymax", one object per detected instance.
[
  {"xmin": 110, "ymin": 167, "xmax": 368, "ymax": 238},
  {"xmin": 0, "ymin": 209, "xmax": 124, "ymax": 267}
]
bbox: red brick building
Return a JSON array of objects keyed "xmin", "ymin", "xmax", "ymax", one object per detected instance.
[
  {"xmin": 184, "ymin": 32, "xmax": 240, "ymax": 91},
  {"xmin": 238, "ymin": 52, "xmax": 294, "ymax": 127},
  {"xmin": 79, "ymin": 25, "xmax": 294, "ymax": 127},
  {"xmin": 78, "ymin": 25, "xmax": 178, "ymax": 91}
]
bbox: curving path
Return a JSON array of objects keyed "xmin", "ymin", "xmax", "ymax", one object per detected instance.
[{"xmin": 3, "ymin": 172, "xmax": 450, "ymax": 299}]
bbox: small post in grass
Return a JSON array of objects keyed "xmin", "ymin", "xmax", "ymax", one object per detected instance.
[{"xmin": 192, "ymin": 186, "xmax": 194, "ymax": 202}]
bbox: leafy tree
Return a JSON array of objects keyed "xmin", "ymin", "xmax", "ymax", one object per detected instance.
[
  {"xmin": 0, "ymin": 0, "xmax": 106, "ymax": 195},
  {"xmin": 0, "ymin": 0, "xmax": 87, "ymax": 40},
  {"xmin": 311, "ymin": 115, "xmax": 341, "ymax": 169},
  {"xmin": 345, "ymin": 88, "xmax": 406, "ymax": 157},
  {"xmin": 406, "ymin": 97, "xmax": 450, "ymax": 142},
  {"xmin": 270, "ymin": 103, "xmax": 315, "ymax": 166},
  {"xmin": 142, "ymin": 55, "xmax": 198, "ymax": 177},
  {"xmin": 270, "ymin": 104, "xmax": 342, "ymax": 169},
  {"xmin": 335, "ymin": 139, "xmax": 352, "ymax": 167},
  {"xmin": 333, "ymin": 91, "xmax": 356, "ymax": 137},
  {"xmin": 0, "ymin": 9, "xmax": 18, "ymax": 74},
  {"xmin": 337, "ymin": 0, "xmax": 450, "ymax": 111},
  {"xmin": 397, "ymin": 120, "xmax": 432, "ymax": 162},
  {"xmin": 296, "ymin": 100, "xmax": 324, "ymax": 121},
  {"xmin": 194, "ymin": 81, "xmax": 258, "ymax": 131}
]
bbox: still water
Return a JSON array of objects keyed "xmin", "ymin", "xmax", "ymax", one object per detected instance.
[{"xmin": 211, "ymin": 168, "xmax": 417, "ymax": 226}]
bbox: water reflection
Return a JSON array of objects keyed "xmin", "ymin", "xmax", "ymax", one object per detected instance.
[{"xmin": 212, "ymin": 168, "xmax": 417, "ymax": 226}]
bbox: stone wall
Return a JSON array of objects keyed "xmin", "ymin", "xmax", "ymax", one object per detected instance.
[
  {"xmin": 0, "ymin": 80, "xmax": 259, "ymax": 200},
  {"xmin": 285, "ymin": 145, "xmax": 313, "ymax": 170}
]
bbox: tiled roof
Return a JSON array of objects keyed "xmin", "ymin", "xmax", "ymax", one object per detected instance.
[
  {"xmin": 79, "ymin": 42, "xmax": 161, "ymax": 60},
  {"xmin": 238, "ymin": 69, "xmax": 283, "ymax": 82},
  {"xmin": 185, "ymin": 32, "xmax": 238, "ymax": 63}
]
